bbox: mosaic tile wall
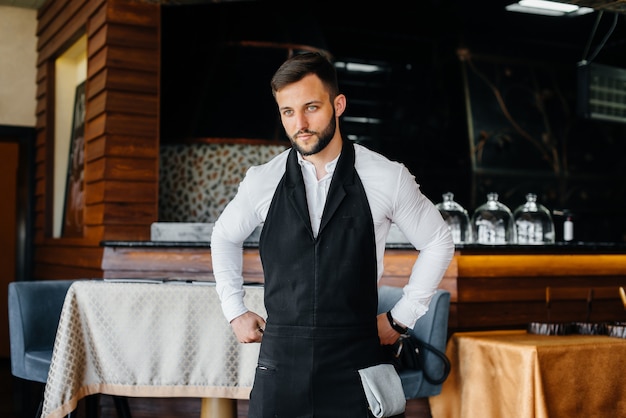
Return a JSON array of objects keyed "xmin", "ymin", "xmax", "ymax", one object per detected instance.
[{"xmin": 159, "ymin": 143, "xmax": 288, "ymax": 222}]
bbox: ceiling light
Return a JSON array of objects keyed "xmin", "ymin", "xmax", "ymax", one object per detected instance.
[
  {"xmin": 343, "ymin": 116, "xmax": 383, "ymax": 124},
  {"xmin": 520, "ymin": 0, "xmax": 578, "ymax": 12},
  {"xmin": 506, "ymin": 0, "xmax": 594, "ymax": 16},
  {"xmin": 335, "ymin": 61, "xmax": 385, "ymax": 73}
]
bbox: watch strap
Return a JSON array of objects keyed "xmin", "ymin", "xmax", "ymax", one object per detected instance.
[{"xmin": 386, "ymin": 311, "xmax": 408, "ymax": 334}]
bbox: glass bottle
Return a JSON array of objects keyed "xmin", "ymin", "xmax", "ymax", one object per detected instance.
[
  {"xmin": 513, "ymin": 193, "xmax": 555, "ymax": 244},
  {"xmin": 435, "ymin": 192, "xmax": 472, "ymax": 244},
  {"xmin": 471, "ymin": 192, "xmax": 515, "ymax": 245}
]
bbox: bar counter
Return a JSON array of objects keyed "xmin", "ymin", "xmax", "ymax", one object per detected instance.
[{"xmin": 100, "ymin": 240, "xmax": 626, "ymax": 333}]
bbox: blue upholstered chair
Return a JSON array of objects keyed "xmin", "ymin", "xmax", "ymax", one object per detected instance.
[
  {"xmin": 8, "ymin": 280, "xmax": 132, "ymax": 418},
  {"xmin": 378, "ymin": 286, "xmax": 451, "ymax": 399}
]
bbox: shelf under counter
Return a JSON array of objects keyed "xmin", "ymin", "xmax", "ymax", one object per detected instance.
[{"xmin": 100, "ymin": 241, "xmax": 626, "ymax": 333}]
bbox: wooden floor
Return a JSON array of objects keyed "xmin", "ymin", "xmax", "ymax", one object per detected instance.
[{"xmin": 3, "ymin": 357, "xmax": 432, "ymax": 418}]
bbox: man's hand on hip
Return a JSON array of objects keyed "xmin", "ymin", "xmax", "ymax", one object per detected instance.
[{"xmin": 230, "ymin": 311, "xmax": 266, "ymax": 343}]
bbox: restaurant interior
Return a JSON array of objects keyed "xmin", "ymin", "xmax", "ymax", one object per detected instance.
[
  {"xmin": 1, "ymin": 1, "xmax": 626, "ymax": 418},
  {"xmin": 158, "ymin": 0, "xmax": 626, "ymax": 243}
]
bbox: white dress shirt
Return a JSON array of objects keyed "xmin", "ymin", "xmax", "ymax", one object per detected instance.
[
  {"xmin": 211, "ymin": 143, "xmax": 454, "ymax": 329},
  {"xmin": 299, "ymin": 152, "xmax": 336, "ymax": 237}
]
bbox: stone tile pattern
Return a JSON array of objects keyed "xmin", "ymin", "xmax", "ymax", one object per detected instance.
[{"xmin": 159, "ymin": 143, "xmax": 287, "ymax": 222}]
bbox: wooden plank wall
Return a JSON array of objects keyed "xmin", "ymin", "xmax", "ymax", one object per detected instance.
[{"xmin": 32, "ymin": 0, "xmax": 160, "ymax": 280}]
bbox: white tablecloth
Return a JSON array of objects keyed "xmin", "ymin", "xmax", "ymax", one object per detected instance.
[{"xmin": 42, "ymin": 280, "xmax": 266, "ymax": 418}]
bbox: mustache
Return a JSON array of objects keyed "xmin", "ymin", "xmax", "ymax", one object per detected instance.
[{"xmin": 291, "ymin": 129, "xmax": 318, "ymax": 140}]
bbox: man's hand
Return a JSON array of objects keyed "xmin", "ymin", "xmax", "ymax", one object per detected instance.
[
  {"xmin": 230, "ymin": 311, "xmax": 266, "ymax": 343},
  {"xmin": 377, "ymin": 312, "xmax": 404, "ymax": 345}
]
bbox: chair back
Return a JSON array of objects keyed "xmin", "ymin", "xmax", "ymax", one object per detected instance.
[
  {"xmin": 378, "ymin": 286, "xmax": 451, "ymax": 399},
  {"xmin": 8, "ymin": 280, "xmax": 76, "ymax": 383}
]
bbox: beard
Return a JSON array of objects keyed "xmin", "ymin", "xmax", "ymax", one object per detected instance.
[{"xmin": 288, "ymin": 111, "xmax": 337, "ymax": 156}]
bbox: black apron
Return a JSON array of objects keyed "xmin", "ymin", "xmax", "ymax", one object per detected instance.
[{"xmin": 251, "ymin": 141, "xmax": 382, "ymax": 417}]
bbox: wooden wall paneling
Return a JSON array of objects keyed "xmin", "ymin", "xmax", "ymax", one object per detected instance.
[
  {"xmin": 42, "ymin": 61, "xmax": 56, "ymax": 239},
  {"xmin": 84, "ymin": 157, "xmax": 156, "ymax": 182},
  {"xmin": 86, "ymin": 135, "xmax": 157, "ymax": 160},
  {"xmin": 84, "ymin": 112, "xmax": 105, "ymax": 138},
  {"xmin": 36, "ymin": 0, "xmax": 84, "ymax": 37},
  {"xmin": 32, "ymin": 197, "xmax": 46, "ymax": 245},
  {"xmin": 84, "ymin": 179, "xmax": 157, "ymax": 205},
  {"xmin": 35, "ymin": 147, "xmax": 47, "ymax": 186},
  {"xmin": 109, "ymin": 179, "xmax": 156, "ymax": 202},
  {"xmin": 106, "ymin": 91, "xmax": 158, "ymax": 116},
  {"xmin": 83, "ymin": 179, "xmax": 104, "ymax": 205},
  {"xmin": 87, "ymin": 18, "xmax": 107, "ymax": 53},
  {"xmin": 85, "ymin": 0, "xmax": 159, "ymax": 243},
  {"xmin": 101, "ymin": 113, "xmax": 158, "ymax": 137},
  {"xmin": 35, "ymin": 55, "xmax": 47, "ymax": 83},
  {"xmin": 36, "ymin": 1, "xmax": 101, "ymax": 65},
  {"xmin": 34, "ymin": 63, "xmax": 47, "ymax": 117},
  {"xmin": 83, "ymin": 0, "xmax": 160, "ymax": 243},
  {"xmin": 35, "ymin": 96, "xmax": 47, "ymax": 116},
  {"xmin": 106, "ymin": 0, "xmax": 160, "ymax": 27},
  {"xmin": 106, "ymin": 22, "xmax": 160, "ymax": 49},
  {"xmin": 32, "ymin": 0, "xmax": 161, "ymax": 281},
  {"xmin": 106, "ymin": 156, "xmax": 157, "ymax": 181},
  {"xmin": 35, "ymin": 244, "xmax": 104, "ymax": 268},
  {"xmin": 89, "ymin": 91, "xmax": 158, "ymax": 118},
  {"xmin": 88, "ymin": 42, "xmax": 107, "ymax": 75},
  {"xmin": 100, "ymin": 67, "xmax": 159, "ymax": 92},
  {"xmin": 34, "ymin": 112, "xmax": 47, "ymax": 130},
  {"xmin": 102, "ymin": 45, "xmax": 159, "ymax": 72},
  {"xmin": 85, "ymin": 201, "xmax": 156, "ymax": 225},
  {"xmin": 32, "ymin": 262, "xmax": 103, "ymax": 280},
  {"xmin": 100, "ymin": 225, "xmax": 152, "ymax": 241},
  {"xmin": 35, "ymin": 78, "xmax": 46, "ymax": 100},
  {"xmin": 38, "ymin": 0, "xmax": 86, "ymax": 40},
  {"xmin": 86, "ymin": 0, "xmax": 107, "ymax": 37},
  {"xmin": 83, "ymin": 177, "xmax": 157, "ymax": 241}
]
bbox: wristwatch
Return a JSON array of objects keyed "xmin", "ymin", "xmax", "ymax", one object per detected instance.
[{"xmin": 386, "ymin": 311, "xmax": 409, "ymax": 334}]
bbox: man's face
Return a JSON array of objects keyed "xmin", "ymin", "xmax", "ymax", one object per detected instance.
[{"xmin": 275, "ymin": 74, "xmax": 340, "ymax": 156}]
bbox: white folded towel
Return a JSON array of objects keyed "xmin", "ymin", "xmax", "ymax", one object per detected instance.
[{"xmin": 358, "ymin": 363, "xmax": 406, "ymax": 417}]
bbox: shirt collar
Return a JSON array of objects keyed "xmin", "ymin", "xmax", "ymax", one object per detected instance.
[{"xmin": 296, "ymin": 151, "xmax": 340, "ymax": 176}]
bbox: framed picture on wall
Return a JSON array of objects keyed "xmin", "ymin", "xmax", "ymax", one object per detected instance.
[{"xmin": 62, "ymin": 81, "xmax": 86, "ymax": 237}]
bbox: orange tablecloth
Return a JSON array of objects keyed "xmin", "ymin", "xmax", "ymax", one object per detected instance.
[
  {"xmin": 42, "ymin": 280, "xmax": 266, "ymax": 418},
  {"xmin": 429, "ymin": 330, "xmax": 626, "ymax": 418}
]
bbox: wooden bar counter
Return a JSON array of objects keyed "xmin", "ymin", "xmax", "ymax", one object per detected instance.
[{"xmin": 101, "ymin": 241, "xmax": 626, "ymax": 333}]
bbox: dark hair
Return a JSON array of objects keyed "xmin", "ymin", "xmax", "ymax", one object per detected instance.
[{"xmin": 270, "ymin": 52, "xmax": 339, "ymax": 100}]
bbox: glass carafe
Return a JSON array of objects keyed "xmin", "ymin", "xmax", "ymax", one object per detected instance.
[
  {"xmin": 435, "ymin": 192, "xmax": 472, "ymax": 244},
  {"xmin": 471, "ymin": 192, "xmax": 515, "ymax": 244},
  {"xmin": 513, "ymin": 193, "xmax": 555, "ymax": 244}
]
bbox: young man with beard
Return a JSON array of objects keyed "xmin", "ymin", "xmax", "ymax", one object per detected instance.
[{"xmin": 210, "ymin": 52, "xmax": 454, "ymax": 417}]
